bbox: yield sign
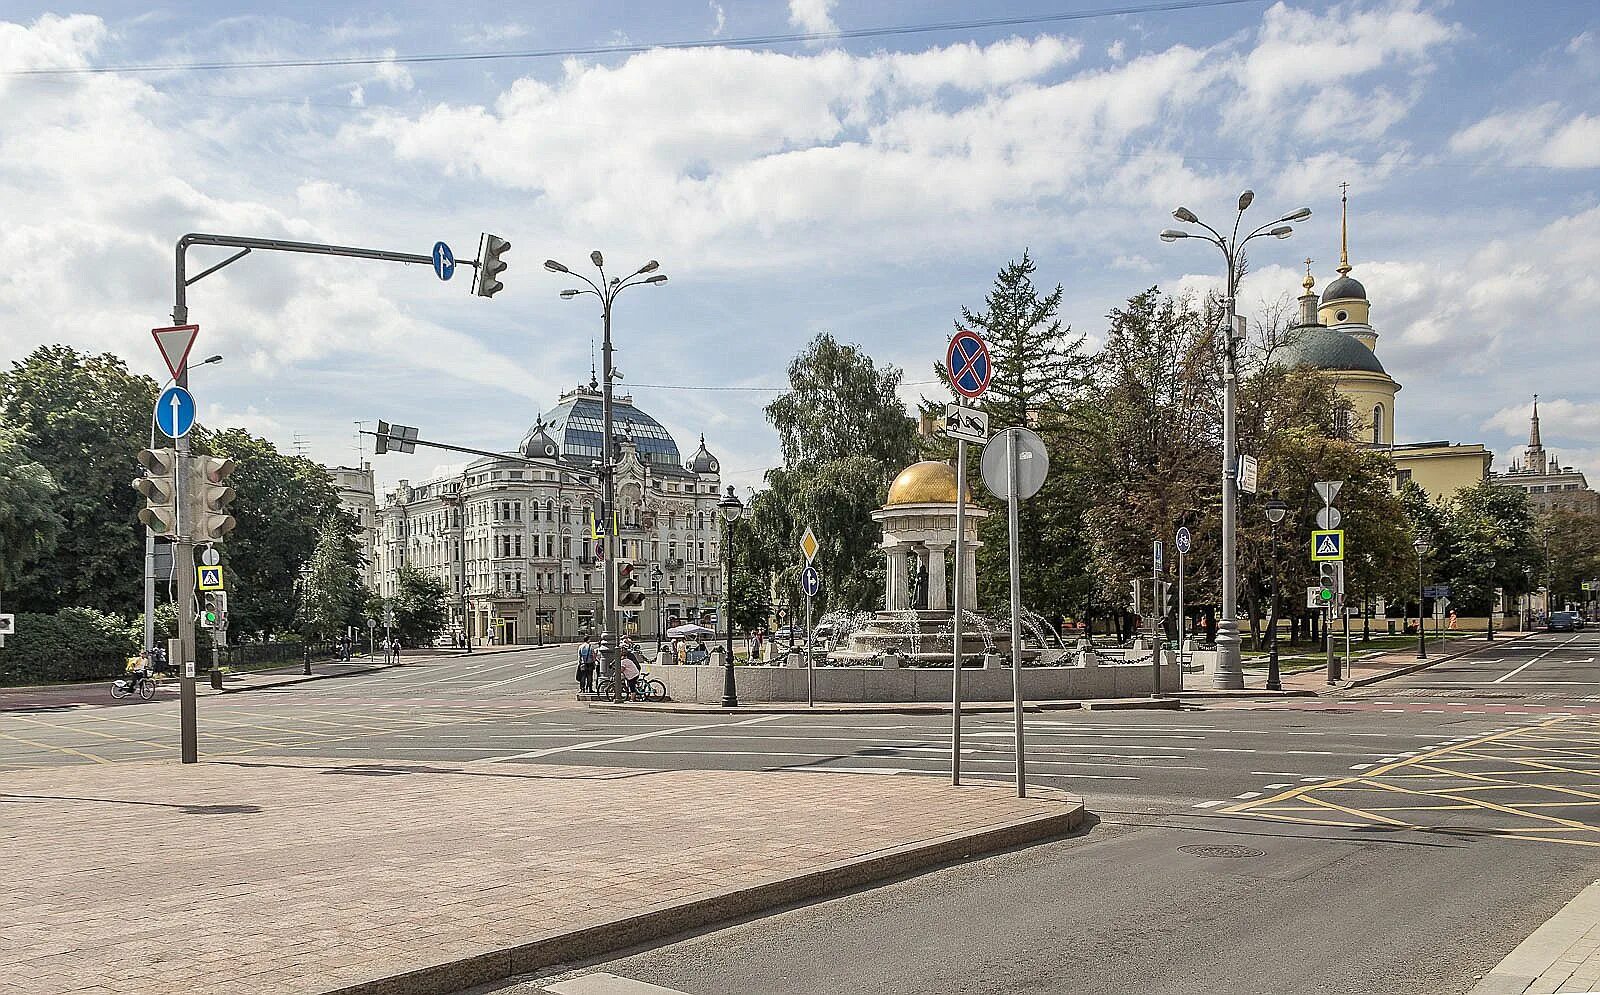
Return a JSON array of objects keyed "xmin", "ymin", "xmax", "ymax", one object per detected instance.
[
  {"xmin": 1313, "ymin": 480, "xmax": 1344, "ymax": 505},
  {"xmin": 152, "ymin": 325, "xmax": 199, "ymax": 379}
]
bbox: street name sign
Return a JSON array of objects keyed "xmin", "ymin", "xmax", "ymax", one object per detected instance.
[
  {"xmin": 1153, "ymin": 540, "xmax": 1163, "ymax": 571},
  {"xmin": 947, "ymin": 329, "xmax": 992, "ymax": 399},
  {"xmin": 196, "ymin": 565, "xmax": 225, "ymax": 591},
  {"xmin": 800, "ymin": 526, "xmax": 819, "ymax": 565},
  {"xmin": 1237, "ymin": 454, "xmax": 1258, "ymax": 495},
  {"xmin": 432, "ymin": 241, "xmax": 455, "ymax": 281},
  {"xmin": 943, "ymin": 403, "xmax": 989, "ymax": 443},
  {"xmin": 151, "ymin": 324, "xmax": 199, "ymax": 379},
  {"xmin": 1311, "ymin": 530, "xmax": 1345, "ymax": 561},
  {"xmin": 155, "ymin": 386, "xmax": 197, "ymax": 440}
]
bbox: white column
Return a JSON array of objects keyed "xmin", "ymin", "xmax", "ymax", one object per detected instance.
[
  {"xmin": 885, "ymin": 544, "xmax": 903, "ymax": 611},
  {"xmin": 926, "ymin": 542, "xmax": 950, "ymax": 611},
  {"xmin": 962, "ymin": 546, "xmax": 980, "ymax": 608}
]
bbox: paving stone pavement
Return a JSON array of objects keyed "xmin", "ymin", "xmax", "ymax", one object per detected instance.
[
  {"xmin": 1472, "ymin": 878, "xmax": 1600, "ymax": 994},
  {"xmin": 0, "ymin": 756, "xmax": 1078, "ymax": 995}
]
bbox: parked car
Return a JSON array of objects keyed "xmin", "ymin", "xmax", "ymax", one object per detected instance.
[{"xmin": 1547, "ymin": 610, "xmax": 1581, "ymax": 632}]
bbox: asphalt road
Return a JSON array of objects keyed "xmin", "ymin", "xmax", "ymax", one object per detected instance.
[{"xmin": 5, "ymin": 632, "xmax": 1600, "ymax": 994}]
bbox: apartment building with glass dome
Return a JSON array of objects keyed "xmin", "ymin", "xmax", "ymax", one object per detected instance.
[{"xmin": 370, "ymin": 381, "xmax": 726, "ymax": 644}]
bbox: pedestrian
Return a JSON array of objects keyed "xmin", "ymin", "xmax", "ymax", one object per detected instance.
[
  {"xmin": 670, "ymin": 637, "xmax": 682, "ymax": 664},
  {"xmin": 576, "ymin": 638, "xmax": 595, "ymax": 693},
  {"xmin": 1448, "ymin": 609, "xmax": 1459, "ymax": 630},
  {"xmin": 390, "ymin": 637, "xmax": 401, "ymax": 659}
]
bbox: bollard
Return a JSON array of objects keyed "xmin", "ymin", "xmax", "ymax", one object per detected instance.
[{"xmin": 304, "ymin": 646, "xmax": 312, "ymax": 676}]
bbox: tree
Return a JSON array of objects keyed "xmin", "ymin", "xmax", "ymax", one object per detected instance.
[
  {"xmin": 0, "ymin": 427, "xmax": 63, "ymax": 595},
  {"xmin": 0, "ymin": 346, "xmax": 158, "ymax": 613},
  {"xmin": 1441, "ymin": 481, "xmax": 1541, "ymax": 614},
  {"xmin": 1542, "ymin": 509, "xmax": 1600, "ymax": 607},
  {"xmin": 382, "ymin": 566, "xmax": 447, "ymax": 646},
  {"xmin": 765, "ymin": 332, "xmax": 918, "ymax": 472},
  {"xmin": 195, "ymin": 428, "xmax": 345, "ymax": 638},
  {"xmin": 302, "ymin": 512, "xmax": 368, "ymax": 640}
]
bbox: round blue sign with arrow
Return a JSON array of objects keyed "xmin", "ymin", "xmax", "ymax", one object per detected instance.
[
  {"xmin": 801, "ymin": 565, "xmax": 820, "ymax": 598},
  {"xmin": 432, "ymin": 241, "xmax": 456, "ymax": 282},
  {"xmin": 155, "ymin": 386, "xmax": 196, "ymax": 439},
  {"xmin": 947, "ymin": 329, "xmax": 992, "ymax": 399}
]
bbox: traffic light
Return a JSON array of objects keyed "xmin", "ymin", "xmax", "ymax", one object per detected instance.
[
  {"xmin": 373, "ymin": 421, "xmax": 417, "ymax": 455},
  {"xmin": 187, "ymin": 456, "xmax": 238, "ymax": 542},
  {"xmin": 1159, "ymin": 580, "xmax": 1173, "ymax": 617},
  {"xmin": 1318, "ymin": 562, "xmax": 1339, "ymax": 607},
  {"xmin": 613, "ymin": 559, "xmax": 646, "ymax": 611},
  {"xmin": 200, "ymin": 590, "xmax": 227, "ymax": 629},
  {"xmin": 133, "ymin": 448, "xmax": 181, "ymax": 537},
  {"xmin": 476, "ymin": 233, "xmax": 510, "ymax": 298}
]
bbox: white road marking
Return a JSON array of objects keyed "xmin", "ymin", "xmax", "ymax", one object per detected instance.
[
  {"xmin": 1235, "ymin": 792, "xmax": 1262, "ymax": 799},
  {"xmin": 1193, "ymin": 800, "xmax": 1225, "ymax": 809},
  {"xmin": 1264, "ymin": 783, "xmax": 1290, "ymax": 788},
  {"xmin": 477, "ymin": 714, "xmax": 784, "ymax": 763}
]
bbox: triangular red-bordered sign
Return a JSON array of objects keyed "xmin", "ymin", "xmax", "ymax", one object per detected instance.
[{"xmin": 151, "ymin": 325, "xmax": 199, "ymax": 379}]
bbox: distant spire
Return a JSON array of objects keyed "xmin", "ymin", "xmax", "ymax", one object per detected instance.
[
  {"xmin": 1337, "ymin": 181, "xmax": 1352, "ymax": 276},
  {"xmin": 589, "ymin": 341, "xmax": 599, "ymax": 391},
  {"xmin": 1530, "ymin": 394, "xmax": 1542, "ymax": 449}
]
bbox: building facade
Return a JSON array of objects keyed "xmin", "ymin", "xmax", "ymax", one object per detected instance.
[
  {"xmin": 1277, "ymin": 189, "xmax": 1492, "ymax": 501},
  {"xmin": 1492, "ymin": 397, "xmax": 1600, "ymax": 515},
  {"xmin": 370, "ymin": 383, "xmax": 727, "ymax": 644},
  {"xmin": 328, "ymin": 462, "xmax": 379, "ymax": 588}
]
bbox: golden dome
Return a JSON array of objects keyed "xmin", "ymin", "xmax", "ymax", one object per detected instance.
[{"xmin": 885, "ymin": 461, "xmax": 970, "ymax": 506}]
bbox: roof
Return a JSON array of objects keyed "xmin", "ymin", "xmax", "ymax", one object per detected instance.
[
  {"xmin": 885, "ymin": 461, "xmax": 972, "ymax": 506},
  {"xmin": 686, "ymin": 434, "xmax": 720, "ymax": 474},
  {"xmin": 1321, "ymin": 274, "xmax": 1367, "ymax": 304},
  {"xmin": 1278, "ymin": 326, "xmax": 1387, "ymax": 375},
  {"xmin": 536, "ymin": 389, "xmax": 683, "ymax": 469}
]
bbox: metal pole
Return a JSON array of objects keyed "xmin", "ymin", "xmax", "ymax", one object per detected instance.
[
  {"xmin": 1487, "ymin": 561, "xmax": 1497, "ymax": 641},
  {"xmin": 1006, "ymin": 431, "xmax": 1026, "ymax": 798},
  {"xmin": 1177, "ymin": 548, "xmax": 1186, "ymax": 692},
  {"xmin": 1152, "ymin": 546, "xmax": 1162, "ymax": 696},
  {"xmin": 1343, "ymin": 590, "xmax": 1351, "ymax": 678},
  {"xmin": 805, "ymin": 586, "xmax": 814, "ymax": 708},
  {"xmin": 951, "ymin": 436, "xmax": 967, "ymax": 785},
  {"xmin": 1267, "ymin": 524, "xmax": 1281, "ymax": 691},
  {"xmin": 601, "ymin": 298, "xmax": 623, "ymax": 703},
  {"xmin": 1417, "ymin": 553, "xmax": 1427, "ymax": 660},
  {"xmin": 1214, "ymin": 270, "xmax": 1244, "ymax": 688},
  {"xmin": 721, "ymin": 513, "xmax": 739, "ymax": 707},
  {"xmin": 143, "ymin": 531, "xmax": 156, "ymax": 651},
  {"xmin": 171, "ymin": 285, "xmax": 199, "ymax": 764}
]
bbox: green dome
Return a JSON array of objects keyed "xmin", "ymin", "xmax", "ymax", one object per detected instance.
[{"xmin": 1278, "ymin": 326, "xmax": 1386, "ymax": 375}]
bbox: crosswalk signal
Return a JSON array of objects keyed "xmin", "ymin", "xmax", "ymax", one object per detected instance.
[
  {"xmin": 133, "ymin": 448, "xmax": 181, "ymax": 537},
  {"xmin": 613, "ymin": 559, "xmax": 646, "ymax": 611},
  {"xmin": 187, "ymin": 456, "xmax": 238, "ymax": 542},
  {"xmin": 200, "ymin": 590, "xmax": 227, "ymax": 629},
  {"xmin": 1318, "ymin": 562, "xmax": 1339, "ymax": 606},
  {"xmin": 475, "ymin": 233, "xmax": 510, "ymax": 298}
]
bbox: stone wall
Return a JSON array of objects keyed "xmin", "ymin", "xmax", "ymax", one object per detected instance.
[{"xmin": 655, "ymin": 653, "xmax": 1178, "ymax": 704}]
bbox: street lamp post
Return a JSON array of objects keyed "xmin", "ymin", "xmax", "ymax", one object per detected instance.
[
  {"xmin": 652, "ymin": 563, "xmax": 664, "ymax": 656},
  {"xmin": 1486, "ymin": 556, "xmax": 1497, "ymax": 642},
  {"xmin": 1264, "ymin": 492, "xmax": 1288, "ymax": 692},
  {"xmin": 1162, "ymin": 193, "xmax": 1310, "ymax": 689},
  {"xmin": 1414, "ymin": 535, "xmax": 1431, "ymax": 659},
  {"xmin": 546, "ymin": 253, "xmax": 668, "ymax": 694},
  {"xmin": 717, "ymin": 486, "xmax": 744, "ymax": 707}
]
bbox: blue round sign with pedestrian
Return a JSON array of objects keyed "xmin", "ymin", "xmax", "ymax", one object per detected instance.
[
  {"xmin": 801, "ymin": 565, "xmax": 820, "ymax": 598},
  {"xmin": 947, "ymin": 329, "xmax": 991, "ymax": 399},
  {"xmin": 1176, "ymin": 526, "xmax": 1192, "ymax": 556},
  {"xmin": 155, "ymin": 386, "xmax": 196, "ymax": 439},
  {"xmin": 432, "ymin": 241, "xmax": 456, "ymax": 282}
]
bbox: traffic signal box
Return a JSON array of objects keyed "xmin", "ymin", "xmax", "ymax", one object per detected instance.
[
  {"xmin": 187, "ymin": 456, "xmax": 238, "ymax": 542},
  {"xmin": 134, "ymin": 448, "xmax": 181, "ymax": 537},
  {"xmin": 613, "ymin": 559, "xmax": 646, "ymax": 611}
]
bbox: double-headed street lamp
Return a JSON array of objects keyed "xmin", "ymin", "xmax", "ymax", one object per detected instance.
[
  {"xmin": 545, "ymin": 252, "xmax": 668, "ymax": 689},
  {"xmin": 1264, "ymin": 492, "xmax": 1289, "ymax": 692},
  {"xmin": 1413, "ymin": 534, "xmax": 1431, "ymax": 659},
  {"xmin": 1161, "ymin": 191, "xmax": 1311, "ymax": 689},
  {"xmin": 717, "ymin": 486, "xmax": 745, "ymax": 708}
]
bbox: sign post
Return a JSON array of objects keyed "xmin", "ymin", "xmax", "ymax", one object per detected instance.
[
  {"xmin": 1313, "ymin": 482, "xmax": 1345, "ymax": 683},
  {"xmin": 801, "ymin": 562, "xmax": 820, "ymax": 707},
  {"xmin": 1152, "ymin": 540, "xmax": 1164, "ymax": 696},
  {"xmin": 982, "ymin": 426, "xmax": 1049, "ymax": 799},
  {"xmin": 1175, "ymin": 526, "xmax": 1192, "ymax": 688},
  {"xmin": 946, "ymin": 328, "xmax": 991, "ymax": 785}
]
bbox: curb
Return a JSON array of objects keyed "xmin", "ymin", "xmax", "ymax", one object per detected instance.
[
  {"xmin": 585, "ymin": 697, "xmax": 1181, "ymax": 715},
  {"xmin": 1320, "ymin": 630, "xmax": 1538, "ymax": 693},
  {"xmin": 1176, "ymin": 689, "xmax": 1318, "ymax": 700},
  {"xmin": 1467, "ymin": 877, "xmax": 1600, "ymax": 994},
  {"xmin": 325, "ymin": 789, "xmax": 1086, "ymax": 995},
  {"xmin": 207, "ymin": 661, "xmax": 399, "ymax": 695}
]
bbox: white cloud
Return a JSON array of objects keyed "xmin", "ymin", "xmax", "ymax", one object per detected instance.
[
  {"xmin": 710, "ymin": 1, "xmax": 726, "ymax": 37},
  {"xmin": 788, "ymin": 0, "xmax": 837, "ymax": 35},
  {"xmin": 348, "ymin": 83, "xmax": 365, "ymax": 107},
  {"xmin": 1107, "ymin": 39, "xmax": 1126, "ymax": 61},
  {"xmin": 1450, "ymin": 103, "xmax": 1600, "ymax": 169},
  {"xmin": 1484, "ymin": 398, "xmax": 1600, "ymax": 440}
]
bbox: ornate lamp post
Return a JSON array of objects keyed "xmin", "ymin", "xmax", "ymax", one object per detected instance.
[
  {"xmin": 546, "ymin": 253, "xmax": 668, "ymax": 691},
  {"xmin": 1161, "ymin": 192, "xmax": 1311, "ymax": 689},
  {"xmin": 1413, "ymin": 535, "xmax": 1431, "ymax": 659},
  {"xmin": 1264, "ymin": 492, "xmax": 1289, "ymax": 692},
  {"xmin": 652, "ymin": 563, "xmax": 665, "ymax": 656},
  {"xmin": 717, "ymin": 486, "xmax": 745, "ymax": 707}
]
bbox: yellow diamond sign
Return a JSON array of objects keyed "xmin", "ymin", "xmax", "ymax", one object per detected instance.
[{"xmin": 800, "ymin": 526, "xmax": 819, "ymax": 565}]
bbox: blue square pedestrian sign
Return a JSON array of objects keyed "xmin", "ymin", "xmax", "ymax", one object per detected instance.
[
  {"xmin": 1310, "ymin": 530, "xmax": 1345, "ymax": 562},
  {"xmin": 197, "ymin": 565, "xmax": 225, "ymax": 591}
]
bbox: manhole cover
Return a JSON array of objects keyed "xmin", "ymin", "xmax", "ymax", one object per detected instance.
[{"xmin": 1179, "ymin": 844, "xmax": 1265, "ymax": 859}]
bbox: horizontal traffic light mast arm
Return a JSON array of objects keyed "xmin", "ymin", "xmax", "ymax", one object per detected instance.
[
  {"xmin": 360, "ymin": 430, "xmax": 602, "ymax": 496},
  {"xmin": 172, "ymin": 233, "xmax": 478, "ymax": 323}
]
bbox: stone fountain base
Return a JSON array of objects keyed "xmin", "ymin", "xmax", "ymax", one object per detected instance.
[{"xmin": 828, "ymin": 610, "xmax": 1031, "ymax": 666}]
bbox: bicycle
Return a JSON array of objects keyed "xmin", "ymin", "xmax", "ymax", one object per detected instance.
[
  {"xmin": 111, "ymin": 671, "xmax": 157, "ymax": 700},
  {"xmin": 594, "ymin": 672, "xmax": 668, "ymax": 702}
]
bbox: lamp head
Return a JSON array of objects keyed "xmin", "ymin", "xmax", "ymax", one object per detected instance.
[
  {"xmin": 1237, "ymin": 189, "xmax": 1254, "ymax": 211},
  {"xmin": 1264, "ymin": 491, "xmax": 1288, "ymax": 525},
  {"xmin": 1159, "ymin": 229, "xmax": 1187, "ymax": 242},
  {"xmin": 590, "ymin": 250, "xmax": 604, "ymax": 268},
  {"xmin": 1284, "ymin": 206, "xmax": 1312, "ymax": 222},
  {"xmin": 543, "ymin": 260, "xmax": 568, "ymax": 274},
  {"xmin": 646, "ymin": 274, "xmax": 668, "ymax": 284},
  {"xmin": 560, "ymin": 289, "xmax": 579, "ymax": 299},
  {"xmin": 717, "ymin": 485, "xmax": 744, "ymax": 522},
  {"xmin": 637, "ymin": 260, "xmax": 660, "ymax": 274},
  {"xmin": 1413, "ymin": 536, "xmax": 1431, "ymax": 554},
  {"xmin": 1270, "ymin": 225, "xmax": 1294, "ymax": 239},
  {"xmin": 1172, "ymin": 207, "xmax": 1198, "ymax": 224}
]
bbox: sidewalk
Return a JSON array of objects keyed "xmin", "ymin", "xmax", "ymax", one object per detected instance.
[
  {"xmin": 587, "ymin": 696, "xmax": 1183, "ymax": 715},
  {"xmin": 0, "ymin": 757, "xmax": 1082, "ymax": 995},
  {"xmin": 1176, "ymin": 631, "xmax": 1533, "ymax": 695},
  {"xmin": 1471, "ymin": 878, "xmax": 1600, "ymax": 994}
]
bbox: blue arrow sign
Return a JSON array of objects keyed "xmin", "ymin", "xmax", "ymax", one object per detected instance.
[
  {"xmin": 801, "ymin": 565, "xmax": 820, "ymax": 598},
  {"xmin": 432, "ymin": 241, "xmax": 456, "ymax": 281},
  {"xmin": 155, "ymin": 386, "xmax": 196, "ymax": 439}
]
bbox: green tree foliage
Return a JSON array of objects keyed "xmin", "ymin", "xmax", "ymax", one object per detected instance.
[
  {"xmin": 0, "ymin": 346, "xmax": 158, "ymax": 612},
  {"xmin": 0, "ymin": 608, "xmax": 139, "ymax": 685},
  {"xmin": 750, "ymin": 458, "xmax": 886, "ymax": 615},
  {"xmin": 195, "ymin": 428, "xmax": 346, "ymax": 638},
  {"xmin": 1440, "ymin": 481, "xmax": 1541, "ymax": 612},
  {"xmin": 381, "ymin": 566, "xmax": 447, "ymax": 646},
  {"xmin": 302, "ymin": 512, "xmax": 369, "ymax": 640},
  {"xmin": 765, "ymin": 332, "xmax": 919, "ymax": 471},
  {"xmin": 1542, "ymin": 509, "xmax": 1600, "ymax": 605},
  {"xmin": 0, "ymin": 427, "xmax": 64, "ymax": 593}
]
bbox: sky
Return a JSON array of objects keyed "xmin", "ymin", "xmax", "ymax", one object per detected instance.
[{"xmin": 2, "ymin": 0, "xmax": 1597, "ymax": 499}]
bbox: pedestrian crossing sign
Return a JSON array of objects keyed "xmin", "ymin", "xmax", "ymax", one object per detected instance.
[
  {"xmin": 197, "ymin": 565, "xmax": 225, "ymax": 591},
  {"xmin": 1310, "ymin": 530, "xmax": 1345, "ymax": 562}
]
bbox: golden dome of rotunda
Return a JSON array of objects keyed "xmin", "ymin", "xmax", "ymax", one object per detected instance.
[{"xmin": 884, "ymin": 460, "xmax": 971, "ymax": 506}]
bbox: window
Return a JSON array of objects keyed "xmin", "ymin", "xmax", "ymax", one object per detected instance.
[
  {"xmin": 1395, "ymin": 469, "xmax": 1413, "ymax": 484},
  {"xmin": 1335, "ymin": 310, "xmax": 1348, "ymax": 322},
  {"xmin": 1372, "ymin": 404, "xmax": 1383, "ymax": 445}
]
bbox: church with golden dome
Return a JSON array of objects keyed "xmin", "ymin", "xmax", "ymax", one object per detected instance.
[{"xmin": 1277, "ymin": 187, "xmax": 1491, "ymax": 501}]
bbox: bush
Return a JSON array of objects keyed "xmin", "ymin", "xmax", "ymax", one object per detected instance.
[{"xmin": 0, "ymin": 607, "xmax": 140, "ymax": 685}]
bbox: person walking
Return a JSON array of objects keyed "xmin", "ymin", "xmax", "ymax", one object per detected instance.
[{"xmin": 576, "ymin": 638, "xmax": 595, "ymax": 693}]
